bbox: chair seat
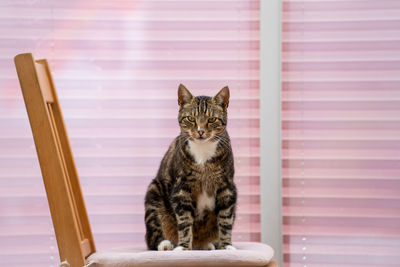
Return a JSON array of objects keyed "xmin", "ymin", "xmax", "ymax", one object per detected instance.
[{"xmin": 86, "ymin": 242, "xmax": 274, "ymax": 267}]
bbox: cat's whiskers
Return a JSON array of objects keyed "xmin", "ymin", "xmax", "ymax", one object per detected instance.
[
  {"xmin": 213, "ymin": 135, "xmax": 230, "ymax": 151},
  {"xmin": 177, "ymin": 134, "xmax": 190, "ymax": 152}
]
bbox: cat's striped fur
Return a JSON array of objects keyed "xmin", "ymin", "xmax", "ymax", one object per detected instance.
[{"xmin": 144, "ymin": 84, "xmax": 237, "ymax": 250}]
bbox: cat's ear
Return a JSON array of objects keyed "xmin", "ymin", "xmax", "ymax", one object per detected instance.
[
  {"xmin": 212, "ymin": 86, "xmax": 230, "ymax": 108},
  {"xmin": 178, "ymin": 84, "xmax": 193, "ymax": 106}
]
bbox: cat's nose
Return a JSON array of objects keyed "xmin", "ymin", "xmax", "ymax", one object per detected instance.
[{"xmin": 198, "ymin": 129, "xmax": 205, "ymax": 136}]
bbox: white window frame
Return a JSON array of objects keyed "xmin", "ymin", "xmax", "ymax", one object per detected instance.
[{"xmin": 260, "ymin": 0, "xmax": 282, "ymax": 266}]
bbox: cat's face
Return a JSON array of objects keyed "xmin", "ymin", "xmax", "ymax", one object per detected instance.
[{"xmin": 177, "ymin": 84, "xmax": 229, "ymax": 142}]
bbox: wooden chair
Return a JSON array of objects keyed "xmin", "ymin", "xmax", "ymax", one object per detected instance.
[{"xmin": 14, "ymin": 53, "xmax": 278, "ymax": 267}]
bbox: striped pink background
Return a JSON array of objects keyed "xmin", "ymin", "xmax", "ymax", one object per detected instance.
[
  {"xmin": 282, "ymin": 0, "xmax": 400, "ymax": 266},
  {"xmin": 0, "ymin": 0, "xmax": 260, "ymax": 266}
]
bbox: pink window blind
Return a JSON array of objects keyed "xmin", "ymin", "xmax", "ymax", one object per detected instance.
[
  {"xmin": 282, "ymin": 0, "xmax": 400, "ymax": 266},
  {"xmin": 0, "ymin": 0, "xmax": 260, "ymax": 266}
]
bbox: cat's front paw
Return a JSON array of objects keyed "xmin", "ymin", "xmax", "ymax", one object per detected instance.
[
  {"xmin": 173, "ymin": 246, "xmax": 186, "ymax": 251},
  {"xmin": 218, "ymin": 244, "xmax": 236, "ymax": 250},
  {"xmin": 157, "ymin": 240, "xmax": 174, "ymax": 251}
]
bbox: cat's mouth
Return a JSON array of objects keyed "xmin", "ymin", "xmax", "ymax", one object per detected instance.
[{"xmin": 191, "ymin": 135, "xmax": 211, "ymax": 142}]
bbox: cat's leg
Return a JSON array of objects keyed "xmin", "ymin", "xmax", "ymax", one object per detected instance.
[
  {"xmin": 215, "ymin": 186, "xmax": 237, "ymax": 249},
  {"xmin": 171, "ymin": 182, "xmax": 195, "ymax": 250},
  {"xmin": 145, "ymin": 207, "xmax": 166, "ymax": 250},
  {"xmin": 145, "ymin": 181, "xmax": 167, "ymax": 250}
]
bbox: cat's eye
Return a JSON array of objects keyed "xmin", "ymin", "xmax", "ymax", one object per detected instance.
[
  {"xmin": 208, "ymin": 117, "xmax": 217, "ymax": 123},
  {"xmin": 187, "ymin": 116, "xmax": 196, "ymax": 122}
]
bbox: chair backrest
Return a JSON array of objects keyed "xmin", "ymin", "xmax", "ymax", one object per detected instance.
[{"xmin": 14, "ymin": 53, "xmax": 96, "ymax": 267}]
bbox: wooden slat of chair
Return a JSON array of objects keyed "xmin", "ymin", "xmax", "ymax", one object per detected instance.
[{"xmin": 14, "ymin": 53, "xmax": 96, "ymax": 267}]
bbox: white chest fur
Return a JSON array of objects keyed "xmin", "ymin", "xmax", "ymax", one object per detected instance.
[
  {"xmin": 188, "ymin": 140, "xmax": 218, "ymax": 165},
  {"xmin": 197, "ymin": 191, "xmax": 215, "ymax": 216}
]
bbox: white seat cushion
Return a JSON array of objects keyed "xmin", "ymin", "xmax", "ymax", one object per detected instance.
[{"xmin": 86, "ymin": 242, "xmax": 274, "ymax": 267}]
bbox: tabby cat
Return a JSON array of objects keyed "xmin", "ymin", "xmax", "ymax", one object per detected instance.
[{"xmin": 144, "ymin": 84, "xmax": 237, "ymax": 251}]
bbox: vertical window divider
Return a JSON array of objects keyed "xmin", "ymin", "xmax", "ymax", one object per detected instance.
[{"xmin": 260, "ymin": 0, "xmax": 283, "ymax": 266}]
